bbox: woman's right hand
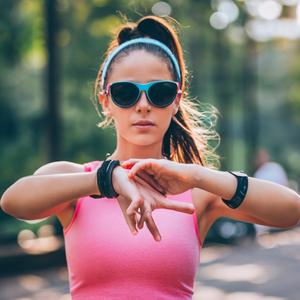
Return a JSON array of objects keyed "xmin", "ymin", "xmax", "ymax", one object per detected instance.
[
  {"xmin": 111, "ymin": 166, "xmax": 195, "ymax": 242},
  {"xmin": 111, "ymin": 165, "xmax": 145, "ymax": 236}
]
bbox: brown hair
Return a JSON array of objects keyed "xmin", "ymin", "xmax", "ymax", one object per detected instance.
[{"xmin": 93, "ymin": 15, "xmax": 220, "ymax": 168}]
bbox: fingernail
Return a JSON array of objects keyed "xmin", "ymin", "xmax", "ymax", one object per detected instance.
[
  {"xmin": 132, "ymin": 230, "xmax": 138, "ymax": 235},
  {"xmin": 155, "ymin": 235, "xmax": 161, "ymax": 242}
]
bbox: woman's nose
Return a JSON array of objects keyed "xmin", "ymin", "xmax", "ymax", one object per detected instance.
[{"xmin": 135, "ymin": 91, "xmax": 151, "ymax": 111}]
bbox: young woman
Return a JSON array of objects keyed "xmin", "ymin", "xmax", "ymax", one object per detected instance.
[{"xmin": 1, "ymin": 15, "xmax": 300, "ymax": 300}]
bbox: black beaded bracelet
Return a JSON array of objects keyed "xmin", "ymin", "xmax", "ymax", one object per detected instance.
[
  {"xmin": 222, "ymin": 171, "xmax": 248, "ymax": 209},
  {"xmin": 90, "ymin": 159, "xmax": 120, "ymax": 199}
]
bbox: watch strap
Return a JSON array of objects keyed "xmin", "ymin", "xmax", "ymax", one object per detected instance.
[{"xmin": 222, "ymin": 171, "xmax": 248, "ymax": 209}]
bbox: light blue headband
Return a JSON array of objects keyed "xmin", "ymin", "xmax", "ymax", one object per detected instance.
[{"xmin": 101, "ymin": 37, "xmax": 181, "ymax": 88}]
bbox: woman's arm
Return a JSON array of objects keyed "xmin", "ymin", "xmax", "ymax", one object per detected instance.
[
  {"xmin": 0, "ymin": 160, "xmax": 194, "ymax": 240},
  {"xmin": 0, "ymin": 161, "xmax": 99, "ymax": 220},
  {"xmin": 191, "ymin": 166, "xmax": 300, "ymax": 228},
  {"xmin": 122, "ymin": 158, "xmax": 300, "ymax": 228}
]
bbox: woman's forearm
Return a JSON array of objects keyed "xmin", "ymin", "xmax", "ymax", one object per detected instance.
[
  {"xmin": 0, "ymin": 172, "xmax": 98, "ymax": 220},
  {"xmin": 191, "ymin": 165, "xmax": 300, "ymax": 227}
]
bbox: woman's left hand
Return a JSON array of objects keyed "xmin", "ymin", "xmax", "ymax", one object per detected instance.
[{"xmin": 121, "ymin": 158, "xmax": 197, "ymax": 195}]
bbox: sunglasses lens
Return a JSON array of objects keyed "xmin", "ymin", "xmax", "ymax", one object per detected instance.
[
  {"xmin": 110, "ymin": 82, "xmax": 139, "ymax": 107},
  {"xmin": 148, "ymin": 81, "xmax": 178, "ymax": 107}
]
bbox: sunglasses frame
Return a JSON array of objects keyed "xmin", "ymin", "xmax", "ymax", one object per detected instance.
[{"xmin": 105, "ymin": 80, "xmax": 182, "ymax": 108}]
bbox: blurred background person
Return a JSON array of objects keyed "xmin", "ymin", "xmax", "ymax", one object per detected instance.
[{"xmin": 254, "ymin": 149, "xmax": 289, "ymax": 187}]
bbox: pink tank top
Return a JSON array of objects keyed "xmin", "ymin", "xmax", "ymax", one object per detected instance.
[{"xmin": 63, "ymin": 161, "xmax": 201, "ymax": 300}]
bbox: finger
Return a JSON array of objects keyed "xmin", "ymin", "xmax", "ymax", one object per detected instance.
[
  {"xmin": 121, "ymin": 163, "xmax": 134, "ymax": 170},
  {"xmin": 121, "ymin": 159, "xmax": 140, "ymax": 169},
  {"xmin": 135, "ymin": 172, "xmax": 166, "ymax": 195},
  {"xmin": 127, "ymin": 214, "xmax": 138, "ymax": 235},
  {"xmin": 159, "ymin": 199, "xmax": 195, "ymax": 214},
  {"xmin": 134, "ymin": 187, "xmax": 149, "ymax": 230},
  {"xmin": 120, "ymin": 204, "xmax": 139, "ymax": 235},
  {"xmin": 138, "ymin": 208, "xmax": 146, "ymax": 229},
  {"xmin": 129, "ymin": 212, "xmax": 139, "ymax": 234},
  {"xmin": 126, "ymin": 197, "xmax": 144, "ymax": 216},
  {"xmin": 117, "ymin": 196, "xmax": 138, "ymax": 235},
  {"xmin": 131, "ymin": 184, "xmax": 160, "ymax": 239},
  {"xmin": 137, "ymin": 201, "xmax": 152, "ymax": 230},
  {"xmin": 121, "ymin": 180, "xmax": 145, "ymax": 214},
  {"xmin": 127, "ymin": 160, "xmax": 156, "ymax": 179},
  {"xmin": 145, "ymin": 213, "xmax": 161, "ymax": 242}
]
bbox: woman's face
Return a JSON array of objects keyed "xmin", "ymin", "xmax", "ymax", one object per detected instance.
[{"xmin": 99, "ymin": 50, "xmax": 181, "ymax": 148}]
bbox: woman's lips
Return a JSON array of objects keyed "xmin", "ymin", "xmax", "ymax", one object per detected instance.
[
  {"xmin": 133, "ymin": 120, "xmax": 155, "ymax": 125},
  {"xmin": 132, "ymin": 124, "xmax": 155, "ymax": 129},
  {"xmin": 132, "ymin": 120, "xmax": 155, "ymax": 129}
]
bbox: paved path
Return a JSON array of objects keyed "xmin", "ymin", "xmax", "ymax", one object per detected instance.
[
  {"xmin": 1, "ymin": 228, "xmax": 300, "ymax": 300},
  {"xmin": 195, "ymin": 228, "xmax": 300, "ymax": 300}
]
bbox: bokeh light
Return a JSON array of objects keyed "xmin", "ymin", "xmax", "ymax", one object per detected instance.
[
  {"xmin": 218, "ymin": 0, "xmax": 239, "ymax": 23},
  {"xmin": 258, "ymin": 0, "xmax": 282, "ymax": 20},
  {"xmin": 210, "ymin": 11, "xmax": 230, "ymax": 30},
  {"xmin": 151, "ymin": 1, "xmax": 172, "ymax": 16},
  {"xmin": 244, "ymin": 0, "xmax": 261, "ymax": 17},
  {"xmin": 281, "ymin": 0, "xmax": 299, "ymax": 6}
]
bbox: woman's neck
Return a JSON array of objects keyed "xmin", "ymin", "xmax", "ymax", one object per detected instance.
[{"xmin": 106, "ymin": 145, "xmax": 167, "ymax": 161}]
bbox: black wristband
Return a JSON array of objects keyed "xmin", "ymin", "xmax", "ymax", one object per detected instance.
[
  {"xmin": 90, "ymin": 159, "xmax": 120, "ymax": 199},
  {"xmin": 90, "ymin": 160, "xmax": 110, "ymax": 199},
  {"xmin": 99, "ymin": 160, "xmax": 112, "ymax": 197},
  {"xmin": 222, "ymin": 171, "xmax": 248, "ymax": 209},
  {"xmin": 105, "ymin": 160, "xmax": 120, "ymax": 198}
]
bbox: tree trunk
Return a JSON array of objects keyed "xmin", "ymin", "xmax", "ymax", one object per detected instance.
[
  {"xmin": 242, "ymin": 32, "xmax": 259, "ymax": 174},
  {"xmin": 45, "ymin": 0, "xmax": 61, "ymax": 161}
]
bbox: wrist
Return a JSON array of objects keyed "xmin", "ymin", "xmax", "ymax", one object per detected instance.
[
  {"xmin": 190, "ymin": 163, "xmax": 206, "ymax": 188},
  {"xmin": 112, "ymin": 166, "xmax": 123, "ymax": 195},
  {"xmin": 189, "ymin": 164, "xmax": 238, "ymax": 200},
  {"xmin": 91, "ymin": 170, "xmax": 100, "ymax": 195}
]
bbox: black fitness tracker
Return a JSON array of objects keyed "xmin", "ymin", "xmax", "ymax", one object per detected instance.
[
  {"xmin": 90, "ymin": 159, "xmax": 121, "ymax": 199},
  {"xmin": 222, "ymin": 171, "xmax": 249, "ymax": 209}
]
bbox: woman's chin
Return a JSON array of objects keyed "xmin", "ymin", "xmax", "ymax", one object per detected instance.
[{"xmin": 129, "ymin": 136, "xmax": 159, "ymax": 147}]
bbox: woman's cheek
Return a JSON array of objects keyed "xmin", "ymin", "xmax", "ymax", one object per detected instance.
[{"xmin": 161, "ymin": 117, "xmax": 173, "ymax": 133}]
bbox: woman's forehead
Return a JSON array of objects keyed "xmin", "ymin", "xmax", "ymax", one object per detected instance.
[{"xmin": 108, "ymin": 50, "xmax": 173, "ymax": 82}]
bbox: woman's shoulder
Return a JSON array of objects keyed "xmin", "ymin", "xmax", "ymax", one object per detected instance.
[{"xmin": 33, "ymin": 161, "xmax": 85, "ymax": 175}]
